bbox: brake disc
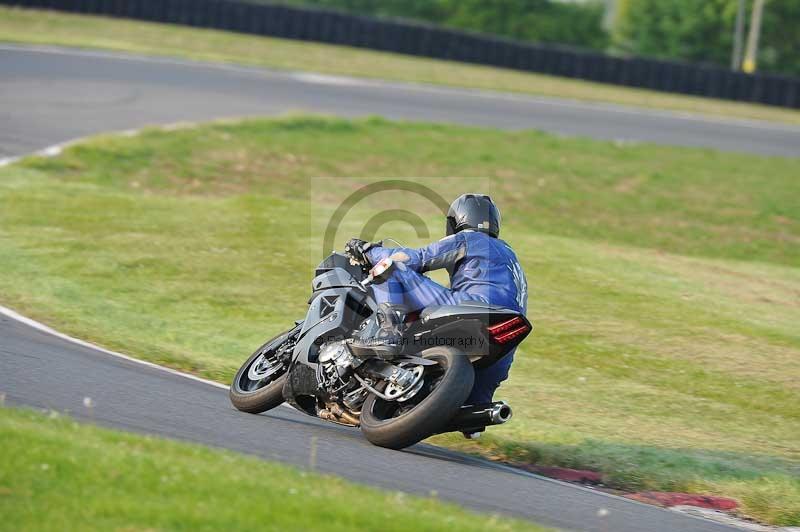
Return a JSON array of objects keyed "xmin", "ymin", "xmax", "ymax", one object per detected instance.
[
  {"xmin": 247, "ymin": 353, "xmax": 283, "ymax": 381},
  {"xmin": 383, "ymin": 365, "xmax": 425, "ymax": 402}
]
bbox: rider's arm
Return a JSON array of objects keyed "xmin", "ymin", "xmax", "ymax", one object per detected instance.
[{"xmin": 367, "ymin": 233, "xmax": 467, "ymax": 273}]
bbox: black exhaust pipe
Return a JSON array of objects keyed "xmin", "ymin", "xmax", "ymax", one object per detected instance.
[{"xmin": 440, "ymin": 401, "xmax": 512, "ymax": 434}]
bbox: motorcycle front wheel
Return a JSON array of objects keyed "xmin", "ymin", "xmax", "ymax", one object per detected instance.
[
  {"xmin": 359, "ymin": 346, "xmax": 474, "ymax": 449},
  {"xmin": 229, "ymin": 326, "xmax": 298, "ymax": 414}
]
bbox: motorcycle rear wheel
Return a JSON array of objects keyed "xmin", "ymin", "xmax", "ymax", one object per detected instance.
[{"xmin": 360, "ymin": 346, "xmax": 474, "ymax": 449}]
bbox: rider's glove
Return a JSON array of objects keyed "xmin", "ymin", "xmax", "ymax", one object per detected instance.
[{"xmin": 344, "ymin": 238, "xmax": 378, "ymax": 268}]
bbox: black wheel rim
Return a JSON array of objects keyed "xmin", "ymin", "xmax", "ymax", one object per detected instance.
[{"xmin": 235, "ymin": 336, "xmax": 294, "ymax": 394}]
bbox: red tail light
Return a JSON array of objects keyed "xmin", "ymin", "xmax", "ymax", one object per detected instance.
[{"xmin": 487, "ymin": 317, "xmax": 530, "ymax": 344}]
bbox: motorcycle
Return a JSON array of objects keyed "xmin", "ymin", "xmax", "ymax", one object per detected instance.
[{"xmin": 229, "ymin": 245, "xmax": 532, "ymax": 449}]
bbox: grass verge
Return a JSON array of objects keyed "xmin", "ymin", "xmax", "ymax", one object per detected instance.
[
  {"xmin": 1, "ymin": 6, "xmax": 799, "ymax": 125},
  {"xmin": 0, "ymin": 116, "xmax": 798, "ymax": 525},
  {"xmin": 0, "ymin": 406, "xmax": 543, "ymax": 531}
]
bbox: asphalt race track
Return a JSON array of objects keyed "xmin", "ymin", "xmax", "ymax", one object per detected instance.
[
  {"xmin": 2, "ymin": 45, "xmax": 800, "ymax": 159},
  {"xmin": 2, "ymin": 44, "xmax": 793, "ymax": 531},
  {"xmin": 0, "ymin": 313, "xmax": 737, "ymax": 532}
]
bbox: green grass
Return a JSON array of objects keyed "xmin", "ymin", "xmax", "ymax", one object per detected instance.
[
  {"xmin": 0, "ymin": 116, "xmax": 798, "ymax": 525},
  {"xmin": 0, "ymin": 407, "xmax": 543, "ymax": 531},
  {"xmin": 2, "ymin": 6, "xmax": 800, "ymax": 126}
]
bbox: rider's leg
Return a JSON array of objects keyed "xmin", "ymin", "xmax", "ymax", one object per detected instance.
[
  {"xmin": 466, "ymin": 350, "xmax": 514, "ymax": 405},
  {"xmin": 363, "ymin": 264, "xmax": 461, "ymax": 358},
  {"xmin": 461, "ymin": 349, "xmax": 515, "ymax": 439},
  {"xmin": 370, "ymin": 263, "xmax": 513, "ymax": 408},
  {"xmin": 370, "ymin": 276, "xmax": 405, "ymax": 305},
  {"xmin": 371, "ymin": 261, "xmax": 466, "ymax": 310}
]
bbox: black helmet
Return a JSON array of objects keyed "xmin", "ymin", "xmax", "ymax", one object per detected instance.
[{"xmin": 446, "ymin": 193, "xmax": 501, "ymax": 238}]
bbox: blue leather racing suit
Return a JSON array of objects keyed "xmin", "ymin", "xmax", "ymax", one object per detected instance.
[{"xmin": 366, "ymin": 230, "xmax": 528, "ymax": 404}]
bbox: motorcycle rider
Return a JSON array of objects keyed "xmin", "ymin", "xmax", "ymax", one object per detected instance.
[{"xmin": 345, "ymin": 194, "xmax": 528, "ymax": 435}]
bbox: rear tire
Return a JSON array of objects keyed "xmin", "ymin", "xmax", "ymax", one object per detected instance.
[
  {"xmin": 360, "ymin": 347, "xmax": 474, "ymax": 449},
  {"xmin": 229, "ymin": 328, "xmax": 297, "ymax": 414}
]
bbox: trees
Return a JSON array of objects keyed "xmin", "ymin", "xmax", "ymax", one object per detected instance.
[
  {"xmin": 436, "ymin": 0, "xmax": 609, "ymax": 50},
  {"xmin": 614, "ymin": 0, "xmax": 800, "ymax": 76},
  {"xmin": 759, "ymin": 0, "xmax": 800, "ymax": 76},
  {"xmin": 276, "ymin": 0, "xmax": 610, "ymax": 50}
]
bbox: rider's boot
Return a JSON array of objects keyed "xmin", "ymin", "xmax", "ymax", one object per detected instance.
[{"xmin": 347, "ymin": 303, "xmax": 407, "ymax": 359}]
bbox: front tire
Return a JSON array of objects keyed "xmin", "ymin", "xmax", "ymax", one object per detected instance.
[
  {"xmin": 360, "ymin": 347, "xmax": 474, "ymax": 449},
  {"xmin": 229, "ymin": 327, "xmax": 298, "ymax": 414}
]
